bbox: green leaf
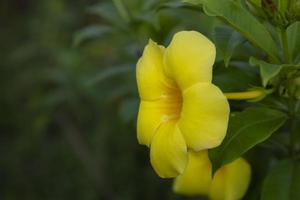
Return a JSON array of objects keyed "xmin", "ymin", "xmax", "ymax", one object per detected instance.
[
  {"xmin": 261, "ymin": 160, "xmax": 300, "ymax": 200},
  {"xmin": 73, "ymin": 25, "xmax": 112, "ymax": 47},
  {"xmin": 248, "ymin": 0, "xmax": 262, "ymax": 8},
  {"xmin": 112, "ymin": 0, "xmax": 131, "ymax": 23},
  {"xmin": 213, "ymin": 25, "xmax": 244, "ymax": 67},
  {"xmin": 185, "ymin": 0, "xmax": 280, "ymax": 62},
  {"xmin": 250, "ymin": 57, "xmax": 300, "ymax": 87},
  {"xmin": 250, "ymin": 57, "xmax": 283, "ymax": 87},
  {"xmin": 287, "ymin": 22, "xmax": 300, "ymax": 63},
  {"xmin": 87, "ymin": 2, "xmax": 120, "ymax": 23},
  {"xmin": 209, "ymin": 107, "xmax": 287, "ymax": 173},
  {"xmin": 84, "ymin": 65, "xmax": 134, "ymax": 86},
  {"xmin": 156, "ymin": 1, "xmax": 201, "ymax": 11},
  {"xmin": 278, "ymin": 0, "xmax": 288, "ymax": 13},
  {"xmin": 213, "ymin": 62, "xmax": 260, "ymax": 92}
]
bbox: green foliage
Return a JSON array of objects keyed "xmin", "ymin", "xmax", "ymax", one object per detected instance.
[
  {"xmin": 83, "ymin": 64, "xmax": 134, "ymax": 86},
  {"xmin": 248, "ymin": 0, "xmax": 262, "ymax": 8},
  {"xmin": 261, "ymin": 160, "xmax": 300, "ymax": 200},
  {"xmin": 186, "ymin": 0, "xmax": 280, "ymax": 62},
  {"xmin": 73, "ymin": 25, "xmax": 112, "ymax": 47},
  {"xmin": 212, "ymin": 25, "xmax": 244, "ymax": 67},
  {"xmin": 213, "ymin": 62, "xmax": 260, "ymax": 92},
  {"xmin": 250, "ymin": 57, "xmax": 283, "ymax": 87},
  {"xmin": 287, "ymin": 22, "xmax": 300, "ymax": 63},
  {"xmin": 209, "ymin": 107, "xmax": 288, "ymax": 173}
]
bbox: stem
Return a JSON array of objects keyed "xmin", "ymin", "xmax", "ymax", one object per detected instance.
[
  {"xmin": 280, "ymin": 28, "xmax": 292, "ymax": 63},
  {"xmin": 224, "ymin": 90, "xmax": 265, "ymax": 100}
]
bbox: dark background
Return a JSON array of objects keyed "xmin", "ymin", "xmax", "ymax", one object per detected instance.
[{"xmin": 0, "ymin": 0, "xmax": 215, "ymax": 199}]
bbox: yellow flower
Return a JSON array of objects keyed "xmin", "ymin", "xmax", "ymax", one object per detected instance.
[
  {"xmin": 136, "ymin": 31, "xmax": 230, "ymax": 178},
  {"xmin": 173, "ymin": 151, "xmax": 212, "ymax": 195},
  {"xmin": 209, "ymin": 157, "xmax": 251, "ymax": 200},
  {"xmin": 173, "ymin": 151, "xmax": 251, "ymax": 200}
]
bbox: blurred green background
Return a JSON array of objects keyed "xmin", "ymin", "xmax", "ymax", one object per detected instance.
[
  {"xmin": 0, "ymin": 0, "xmax": 215, "ymax": 199},
  {"xmin": 0, "ymin": 0, "xmax": 266, "ymax": 199}
]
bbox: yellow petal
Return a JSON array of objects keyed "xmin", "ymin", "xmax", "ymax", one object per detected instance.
[
  {"xmin": 136, "ymin": 39, "xmax": 174, "ymax": 101},
  {"xmin": 178, "ymin": 83, "xmax": 229, "ymax": 151},
  {"xmin": 150, "ymin": 122, "xmax": 188, "ymax": 178},
  {"xmin": 210, "ymin": 158, "xmax": 251, "ymax": 200},
  {"xmin": 173, "ymin": 150, "xmax": 212, "ymax": 196},
  {"xmin": 137, "ymin": 100, "xmax": 164, "ymax": 146},
  {"xmin": 164, "ymin": 31, "xmax": 216, "ymax": 90}
]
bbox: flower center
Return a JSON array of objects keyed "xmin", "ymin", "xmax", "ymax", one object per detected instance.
[{"xmin": 161, "ymin": 84, "xmax": 183, "ymax": 122}]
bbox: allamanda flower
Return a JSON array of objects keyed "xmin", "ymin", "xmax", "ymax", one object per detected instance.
[
  {"xmin": 136, "ymin": 31, "xmax": 230, "ymax": 178},
  {"xmin": 173, "ymin": 151, "xmax": 251, "ymax": 200}
]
